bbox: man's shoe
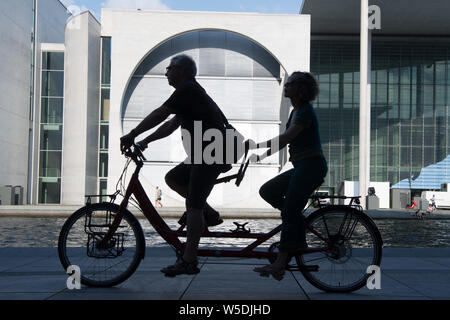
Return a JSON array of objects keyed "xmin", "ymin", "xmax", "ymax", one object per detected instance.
[
  {"xmin": 204, "ymin": 208, "xmax": 223, "ymax": 227},
  {"xmin": 161, "ymin": 257, "xmax": 200, "ymax": 277},
  {"xmin": 253, "ymin": 264, "xmax": 285, "ymax": 281},
  {"xmin": 177, "ymin": 209, "xmax": 223, "ymax": 227}
]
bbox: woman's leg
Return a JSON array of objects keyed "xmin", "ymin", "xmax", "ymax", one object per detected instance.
[
  {"xmin": 259, "ymin": 169, "xmax": 295, "ymax": 210},
  {"xmin": 279, "ymin": 158, "xmax": 327, "ymax": 254}
]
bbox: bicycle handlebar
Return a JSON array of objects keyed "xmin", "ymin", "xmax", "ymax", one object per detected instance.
[{"xmin": 123, "ymin": 143, "xmax": 147, "ymax": 163}]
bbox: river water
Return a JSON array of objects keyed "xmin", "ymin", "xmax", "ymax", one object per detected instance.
[{"xmin": 0, "ymin": 217, "xmax": 449, "ymax": 248}]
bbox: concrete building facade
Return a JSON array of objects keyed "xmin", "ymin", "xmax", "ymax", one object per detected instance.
[{"xmin": 1, "ymin": 0, "xmax": 449, "ymax": 210}]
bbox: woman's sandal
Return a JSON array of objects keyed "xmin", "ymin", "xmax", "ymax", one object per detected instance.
[{"xmin": 253, "ymin": 264, "xmax": 285, "ymax": 281}]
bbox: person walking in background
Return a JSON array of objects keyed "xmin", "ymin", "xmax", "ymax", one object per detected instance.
[
  {"xmin": 430, "ymin": 194, "xmax": 436, "ymax": 210},
  {"xmin": 155, "ymin": 186, "xmax": 163, "ymax": 207}
]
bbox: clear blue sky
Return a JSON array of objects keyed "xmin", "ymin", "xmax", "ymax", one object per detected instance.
[{"xmin": 61, "ymin": 0, "xmax": 304, "ymax": 21}]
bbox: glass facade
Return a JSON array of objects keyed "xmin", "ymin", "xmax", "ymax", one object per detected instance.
[
  {"xmin": 38, "ymin": 51, "xmax": 64, "ymax": 203},
  {"xmin": 311, "ymin": 39, "xmax": 450, "ymax": 191},
  {"xmin": 99, "ymin": 37, "xmax": 111, "ymax": 201}
]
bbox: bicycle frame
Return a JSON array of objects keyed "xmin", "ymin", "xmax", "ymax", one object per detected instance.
[{"xmin": 100, "ymin": 156, "xmax": 333, "ymax": 261}]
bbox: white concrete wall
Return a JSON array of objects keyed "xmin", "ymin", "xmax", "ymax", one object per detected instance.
[
  {"xmin": 102, "ymin": 10, "xmax": 310, "ymax": 208},
  {"xmin": 0, "ymin": 0, "xmax": 34, "ymax": 201},
  {"xmin": 61, "ymin": 12, "xmax": 101, "ymax": 205}
]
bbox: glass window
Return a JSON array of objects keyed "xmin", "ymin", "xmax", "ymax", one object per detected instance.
[
  {"xmin": 423, "ymin": 85, "xmax": 434, "ymax": 105},
  {"xmin": 101, "ymin": 37, "xmax": 111, "ymax": 85},
  {"xmin": 435, "ymin": 85, "xmax": 445, "ymax": 105},
  {"xmin": 377, "ymin": 84, "xmax": 388, "ymax": 103},
  {"xmin": 399, "ymin": 85, "xmax": 411, "ymax": 105},
  {"xmin": 42, "ymin": 52, "xmax": 64, "ymax": 70},
  {"xmin": 400, "ymin": 67, "xmax": 411, "ymax": 84},
  {"xmin": 389, "ymin": 105, "xmax": 399, "ymax": 120},
  {"xmin": 330, "ymin": 83, "xmax": 339, "ymax": 102},
  {"xmin": 388, "ymin": 84, "xmax": 399, "ymax": 104},
  {"xmin": 41, "ymin": 98, "xmax": 63, "ymax": 123},
  {"xmin": 377, "ymin": 70, "xmax": 387, "ymax": 83},
  {"xmin": 423, "ymin": 64, "xmax": 434, "ymax": 84},
  {"xmin": 39, "ymin": 151, "xmax": 62, "ymax": 178},
  {"xmin": 411, "ymin": 147, "xmax": 423, "ymax": 167},
  {"xmin": 319, "ymin": 83, "xmax": 330, "ymax": 103},
  {"xmin": 101, "ymin": 88, "xmax": 110, "ymax": 121},
  {"xmin": 389, "ymin": 68, "xmax": 399, "ymax": 84},
  {"xmin": 38, "ymin": 178, "xmax": 61, "ymax": 204},
  {"xmin": 99, "ymin": 179, "xmax": 108, "ymax": 202},
  {"xmin": 42, "ymin": 71, "xmax": 64, "ymax": 97},
  {"xmin": 435, "ymin": 62, "xmax": 446, "ymax": 84},
  {"xmin": 99, "ymin": 152, "xmax": 108, "ymax": 178},
  {"xmin": 100, "ymin": 124, "xmax": 109, "ymax": 150},
  {"xmin": 40, "ymin": 124, "xmax": 63, "ymax": 150},
  {"xmin": 399, "ymin": 105, "xmax": 410, "ymax": 120}
]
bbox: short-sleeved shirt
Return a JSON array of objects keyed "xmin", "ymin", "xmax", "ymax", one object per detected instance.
[
  {"xmin": 286, "ymin": 103, "xmax": 323, "ymax": 164},
  {"xmin": 164, "ymin": 80, "xmax": 227, "ymax": 164}
]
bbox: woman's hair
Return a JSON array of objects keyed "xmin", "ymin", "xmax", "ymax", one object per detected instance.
[
  {"xmin": 171, "ymin": 54, "xmax": 197, "ymax": 79},
  {"xmin": 289, "ymin": 71, "xmax": 319, "ymax": 103}
]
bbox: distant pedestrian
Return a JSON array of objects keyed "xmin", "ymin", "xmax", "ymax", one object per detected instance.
[
  {"xmin": 430, "ymin": 194, "xmax": 436, "ymax": 209},
  {"xmin": 155, "ymin": 186, "xmax": 163, "ymax": 207}
]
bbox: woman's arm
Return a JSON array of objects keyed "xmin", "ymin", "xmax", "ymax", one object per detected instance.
[{"xmin": 254, "ymin": 122, "xmax": 307, "ymax": 162}]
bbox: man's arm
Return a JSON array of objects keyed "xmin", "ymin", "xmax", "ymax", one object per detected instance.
[
  {"xmin": 130, "ymin": 104, "xmax": 174, "ymax": 137},
  {"xmin": 138, "ymin": 116, "xmax": 181, "ymax": 148},
  {"xmin": 121, "ymin": 104, "xmax": 174, "ymax": 152}
]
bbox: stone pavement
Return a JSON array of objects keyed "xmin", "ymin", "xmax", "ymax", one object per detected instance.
[{"xmin": 0, "ymin": 247, "xmax": 449, "ymax": 300}]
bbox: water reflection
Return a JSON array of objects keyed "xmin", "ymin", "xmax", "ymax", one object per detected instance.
[{"xmin": 0, "ymin": 217, "xmax": 449, "ymax": 248}]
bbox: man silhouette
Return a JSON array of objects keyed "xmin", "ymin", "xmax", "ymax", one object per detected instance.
[{"xmin": 120, "ymin": 54, "xmax": 230, "ymax": 276}]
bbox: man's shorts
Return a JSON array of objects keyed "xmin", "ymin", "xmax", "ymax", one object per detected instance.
[{"xmin": 165, "ymin": 163, "xmax": 225, "ymax": 210}]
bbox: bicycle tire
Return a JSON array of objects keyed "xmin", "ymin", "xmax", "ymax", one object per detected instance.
[
  {"xmin": 58, "ymin": 203, "xmax": 146, "ymax": 287},
  {"xmin": 295, "ymin": 206, "xmax": 382, "ymax": 293}
]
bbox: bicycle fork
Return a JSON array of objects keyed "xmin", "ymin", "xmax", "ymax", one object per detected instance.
[{"xmin": 97, "ymin": 176, "xmax": 136, "ymax": 250}]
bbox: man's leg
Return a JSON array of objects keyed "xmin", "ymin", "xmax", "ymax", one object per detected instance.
[
  {"xmin": 183, "ymin": 207, "xmax": 205, "ymax": 263},
  {"xmin": 183, "ymin": 165, "xmax": 222, "ymax": 262},
  {"xmin": 166, "ymin": 163, "xmax": 222, "ymax": 226},
  {"xmin": 161, "ymin": 165, "xmax": 222, "ymax": 276}
]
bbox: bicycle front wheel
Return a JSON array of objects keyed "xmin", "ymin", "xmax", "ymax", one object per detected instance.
[
  {"xmin": 296, "ymin": 206, "xmax": 382, "ymax": 293},
  {"xmin": 58, "ymin": 203, "xmax": 145, "ymax": 287}
]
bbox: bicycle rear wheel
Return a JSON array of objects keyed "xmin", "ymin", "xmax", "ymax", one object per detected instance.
[
  {"xmin": 295, "ymin": 206, "xmax": 382, "ymax": 293},
  {"xmin": 58, "ymin": 203, "xmax": 145, "ymax": 287}
]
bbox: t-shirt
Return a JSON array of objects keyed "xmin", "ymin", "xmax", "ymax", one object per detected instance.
[
  {"xmin": 164, "ymin": 80, "xmax": 227, "ymax": 164},
  {"xmin": 286, "ymin": 103, "xmax": 323, "ymax": 164}
]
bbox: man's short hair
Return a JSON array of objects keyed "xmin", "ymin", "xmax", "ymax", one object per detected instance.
[{"xmin": 171, "ymin": 54, "xmax": 197, "ymax": 79}]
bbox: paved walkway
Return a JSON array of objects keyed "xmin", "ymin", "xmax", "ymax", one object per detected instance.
[{"xmin": 0, "ymin": 247, "xmax": 449, "ymax": 300}]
